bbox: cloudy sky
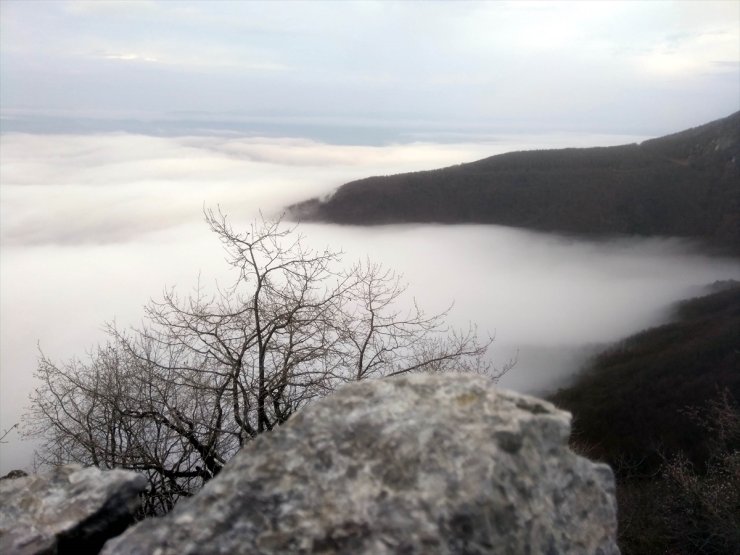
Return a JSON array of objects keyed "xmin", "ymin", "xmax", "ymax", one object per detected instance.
[{"xmin": 1, "ymin": 0, "xmax": 738, "ymax": 141}]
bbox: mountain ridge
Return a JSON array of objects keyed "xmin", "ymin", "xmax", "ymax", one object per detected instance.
[{"xmin": 288, "ymin": 112, "xmax": 740, "ymax": 254}]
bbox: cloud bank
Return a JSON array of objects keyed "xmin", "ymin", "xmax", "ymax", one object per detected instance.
[
  {"xmin": 2, "ymin": 132, "xmax": 740, "ymax": 473},
  {"xmin": 0, "ymin": 131, "xmax": 646, "ymax": 246}
]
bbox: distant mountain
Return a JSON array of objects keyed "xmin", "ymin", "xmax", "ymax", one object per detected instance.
[{"xmin": 289, "ymin": 112, "xmax": 740, "ymax": 253}]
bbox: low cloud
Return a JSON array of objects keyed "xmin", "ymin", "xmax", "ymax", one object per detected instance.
[
  {"xmin": 102, "ymin": 53, "xmax": 159, "ymax": 63},
  {"xmin": 2, "ymin": 132, "xmax": 740, "ymax": 473},
  {"xmin": 2, "ymin": 132, "xmax": 597, "ymax": 245}
]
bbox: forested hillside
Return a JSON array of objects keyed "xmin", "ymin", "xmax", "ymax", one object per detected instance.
[
  {"xmin": 550, "ymin": 282, "xmax": 740, "ymax": 554},
  {"xmin": 290, "ymin": 112, "xmax": 740, "ymax": 253},
  {"xmin": 551, "ymin": 281, "xmax": 740, "ymax": 472}
]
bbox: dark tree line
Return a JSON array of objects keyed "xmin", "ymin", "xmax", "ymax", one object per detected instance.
[{"xmin": 292, "ymin": 111, "xmax": 740, "ymax": 254}]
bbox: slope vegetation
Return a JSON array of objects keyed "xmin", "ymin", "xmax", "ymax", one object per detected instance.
[
  {"xmin": 551, "ymin": 281, "xmax": 740, "ymax": 472},
  {"xmin": 550, "ymin": 282, "xmax": 740, "ymax": 554},
  {"xmin": 290, "ymin": 112, "xmax": 740, "ymax": 253}
]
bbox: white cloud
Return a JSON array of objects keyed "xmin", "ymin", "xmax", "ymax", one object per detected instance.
[
  {"xmin": 0, "ymin": 133, "xmax": 497, "ymax": 245},
  {"xmin": 102, "ymin": 53, "xmax": 159, "ymax": 63},
  {"xmin": 2, "ymin": 131, "xmax": 740, "ymax": 474},
  {"xmin": 1, "ymin": 131, "xmax": 652, "ymax": 246},
  {"xmin": 64, "ymin": 0, "xmax": 158, "ymax": 16},
  {"xmin": 1, "ymin": 1, "xmax": 737, "ymax": 134}
]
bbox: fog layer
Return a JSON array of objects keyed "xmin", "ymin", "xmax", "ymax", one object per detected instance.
[{"xmin": 2, "ymin": 132, "xmax": 739, "ymax": 472}]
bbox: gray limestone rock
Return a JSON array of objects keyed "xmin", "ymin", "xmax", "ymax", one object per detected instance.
[
  {"xmin": 0, "ymin": 465, "xmax": 147, "ymax": 555},
  {"xmin": 103, "ymin": 374, "xmax": 619, "ymax": 554}
]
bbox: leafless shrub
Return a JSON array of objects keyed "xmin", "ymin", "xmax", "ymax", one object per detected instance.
[{"xmin": 26, "ymin": 211, "xmax": 507, "ymax": 514}]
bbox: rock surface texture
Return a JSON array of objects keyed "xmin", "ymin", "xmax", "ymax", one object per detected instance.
[
  {"xmin": 0, "ymin": 465, "xmax": 146, "ymax": 555},
  {"xmin": 103, "ymin": 373, "xmax": 619, "ymax": 554}
]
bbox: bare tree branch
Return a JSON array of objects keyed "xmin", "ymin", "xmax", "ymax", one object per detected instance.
[{"xmin": 25, "ymin": 211, "xmax": 503, "ymax": 515}]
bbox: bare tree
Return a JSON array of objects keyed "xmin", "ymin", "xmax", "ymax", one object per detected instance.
[
  {"xmin": 26, "ymin": 211, "xmax": 507, "ymax": 514},
  {"xmin": 0, "ymin": 423, "xmax": 18, "ymax": 444}
]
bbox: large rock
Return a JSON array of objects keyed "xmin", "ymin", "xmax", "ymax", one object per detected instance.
[
  {"xmin": 103, "ymin": 374, "xmax": 619, "ymax": 554},
  {"xmin": 0, "ymin": 465, "xmax": 146, "ymax": 555}
]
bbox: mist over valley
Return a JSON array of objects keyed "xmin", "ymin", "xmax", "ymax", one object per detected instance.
[{"xmin": 2, "ymin": 130, "xmax": 739, "ymax": 473}]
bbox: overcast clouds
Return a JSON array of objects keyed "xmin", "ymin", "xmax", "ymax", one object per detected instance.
[{"xmin": 1, "ymin": 1, "xmax": 738, "ymax": 139}]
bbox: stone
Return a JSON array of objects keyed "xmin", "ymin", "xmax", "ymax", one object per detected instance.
[
  {"xmin": 0, "ymin": 465, "xmax": 147, "ymax": 555},
  {"xmin": 103, "ymin": 373, "xmax": 619, "ymax": 554}
]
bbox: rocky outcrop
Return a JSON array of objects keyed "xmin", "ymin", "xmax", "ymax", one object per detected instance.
[
  {"xmin": 0, "ymin": 465, "xmax": 146, "ymax": 555},
  {"xmin": 0, "ymin": 470, "xmax": 28, "ymax": 481},
  {"xmin": 103, "ymin": 374, "xmax": 619, "ymax": 554}
]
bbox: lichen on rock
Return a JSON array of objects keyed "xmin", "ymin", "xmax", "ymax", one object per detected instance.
[
  {"xmin": 102, "ymin": 373, "xmax": 619, "ymax": 554},
  {"xmin": 0, "ymin": 465, "xmax": 146, "ymax": 555}
]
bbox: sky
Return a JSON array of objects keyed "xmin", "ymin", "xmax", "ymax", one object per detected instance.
[{"xmin": 1, "ymin": 0, "xmax": 739, "ymax": 141}]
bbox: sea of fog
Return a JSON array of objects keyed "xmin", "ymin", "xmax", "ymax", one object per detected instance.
[{"xmin": 2, "ymin": 131, "xmax": 740, "ymax": 473}]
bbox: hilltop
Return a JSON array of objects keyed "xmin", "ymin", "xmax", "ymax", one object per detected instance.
[{"xmin": 289, "ymin": 112, "xmax": 740, "ymax": 253}]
